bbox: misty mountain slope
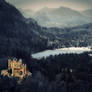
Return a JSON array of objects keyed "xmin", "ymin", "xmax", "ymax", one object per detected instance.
[
  {"xmin": 20, "ymin": 8, "xmax": 35, "ymax": 18},
  {"xmin": 29, "ymin": 22, "xmax": 92, "ymax": 48},
  {"xmin": 32, "ymin": 7, "xmax": 91, "ymax": 28},
  {"xmin": 82, "ymin": 9, "xmax": 92, "ymax": 18},
  {"xmin": 45, "ymin": 23, "xmax": 92, "ymax": 48},
  {"xmin": 0, "ymin": 0, "xmax": 50, "ymax": 57}
]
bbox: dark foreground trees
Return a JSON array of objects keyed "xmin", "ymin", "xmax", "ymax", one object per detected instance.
[{"xmin": 1, "ymin": 53, "xmax": 92, "ymax": 92}]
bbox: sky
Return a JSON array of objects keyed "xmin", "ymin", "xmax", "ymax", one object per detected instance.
[{"xmin": 6, "ymin": 0, "xmax": 92, "ymax": 11}]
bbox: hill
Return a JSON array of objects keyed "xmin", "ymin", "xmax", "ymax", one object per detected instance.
[{"xmin": 0, "ymin": 0, "xmax": 50, "ymax": 58}]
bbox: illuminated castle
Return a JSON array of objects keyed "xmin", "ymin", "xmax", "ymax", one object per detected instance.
[{"xmin": 1, "ymin": 58, "xmax": 31, "ymax": 82}]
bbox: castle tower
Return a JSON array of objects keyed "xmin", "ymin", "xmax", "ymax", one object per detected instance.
[
  {"xmin": 24, "ymin": 64, "xmax": 26, "ymax": 75},
  {"xmin": 8, "ymin": 59, "xmax": 11, "ymax": 70}
]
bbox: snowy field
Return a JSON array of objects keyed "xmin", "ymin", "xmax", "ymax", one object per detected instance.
[{"xmin": 32, "ymin": 47, "xmax": 91, "ymax": 59}]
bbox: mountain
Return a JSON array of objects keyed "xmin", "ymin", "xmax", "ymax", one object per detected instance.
[
  {"xmin": 0, "ymin": 0, "xmax": 50, "ymax": 58},
  {"xmin": 32, "ymin": 7, "xmax": 91, "ymax": 28}
]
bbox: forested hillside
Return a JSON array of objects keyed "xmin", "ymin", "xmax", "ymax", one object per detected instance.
[{"xmin": 0, "ymin": 0, "xmax": 51, "ymax": 58}]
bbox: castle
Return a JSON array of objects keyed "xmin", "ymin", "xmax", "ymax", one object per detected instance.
[{"xmin": 1, "ymin": 58, "xmax": 31, "ymax": 82}]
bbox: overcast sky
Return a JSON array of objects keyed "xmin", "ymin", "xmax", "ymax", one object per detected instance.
[{"xmin": 6, "ymin": 0, "xmax": 92, "ymax": 11}]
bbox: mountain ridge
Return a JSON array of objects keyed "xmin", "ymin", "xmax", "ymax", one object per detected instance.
[{"xmin": 21, "ymin": 6, "xmax": 92, "ymax": 28}]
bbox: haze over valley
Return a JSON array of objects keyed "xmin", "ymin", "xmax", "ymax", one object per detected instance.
[
  {"xmin": 20, "ymin": 7, "xmax": 92, "ymax": 27},
  {"xmin": 6, "ymin": 0, "xmax": 92, "ymax": 28}
]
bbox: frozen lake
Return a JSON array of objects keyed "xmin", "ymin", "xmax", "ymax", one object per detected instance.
[{"xmin": 32, "ymin": 47, "xmax": 91, "ymax": 59}]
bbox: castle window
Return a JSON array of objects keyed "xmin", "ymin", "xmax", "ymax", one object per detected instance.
[
  {"xmin": 8, "ymin": 69, "xmax": 12, "ymax": 74},
  {"xmin": 19, "ymin": 71, "xmax": 23, "ymax": 75}
]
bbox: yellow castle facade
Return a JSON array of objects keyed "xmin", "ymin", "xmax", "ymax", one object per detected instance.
[{"xmin": 1, "ymin": 58, "xmax": 31, "ymax": 80}]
